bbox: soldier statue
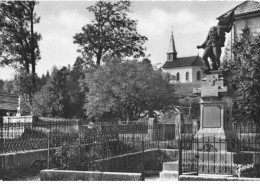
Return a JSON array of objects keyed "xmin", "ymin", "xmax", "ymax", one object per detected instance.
[
  {"xmin": 197, "ymin": 6, "xmax": 236, "ymax": 73},
  {"xmin": 197, "ymin": 25, "xmax": 228, "ymax": 73}
]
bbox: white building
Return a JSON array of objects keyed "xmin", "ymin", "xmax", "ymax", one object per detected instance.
[
  {"xmin": 218, "ymin": 0, "xmax": 260, "ymax": 37},
  {"xmin": 162, "ymin": 32, "xmax": 205, "ymax": 84}
]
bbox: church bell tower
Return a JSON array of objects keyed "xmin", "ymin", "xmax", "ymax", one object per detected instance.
[{"xmin": 167, "ymin": 31, "xmax": 177, "ymax": 61}]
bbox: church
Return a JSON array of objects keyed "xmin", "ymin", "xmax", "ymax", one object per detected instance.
[{"xmin": 162, "ymin": 32, "xmax": 205, "ymax": 84}]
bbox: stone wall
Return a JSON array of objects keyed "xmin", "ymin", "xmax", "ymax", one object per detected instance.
[
  {"xmin": 3, "ymin": 116, "xmax": 34, "ymax": 124},
  {"xmin": 94, "ymin": 149, "xmax": 178, "ymax": 173},
  {"xmin": 0, "ymin": 149, "xmax": 48, "ymax": 170}
]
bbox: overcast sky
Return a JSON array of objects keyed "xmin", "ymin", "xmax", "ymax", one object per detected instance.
[{"xmin": 0, "ymin": 0, "xmax": 242, "ymax": 80}]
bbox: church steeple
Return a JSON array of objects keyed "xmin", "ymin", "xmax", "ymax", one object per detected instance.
[{"xmin": 167, "ymin": 30, "xmax": 177, "ymax": 61}]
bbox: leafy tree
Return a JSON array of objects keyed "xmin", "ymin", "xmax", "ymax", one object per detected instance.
[
  {"xmin": 74, "ymin": 0, "xmax": 147, "ymax": 65},
  {"xmin": 84, "ymin": 58, "xmax": 176, "ymax": 121},
  {"xmin": 222, "ymin": 27, "xmax": 260, "ymax": 125},
  {"xmin": 33, "ymin": 65, "xmax": 86, "ymax": 118},
  {"xmin": 68, "ymin": 58, "xmax": 87, "ymax": 118},
  {"xmin": 0, "ymin": 1, "xmax": 41, "ymax": 91},
  {"xmin": 32, "ymin": 66, "xmax": 70, "ymax": 117},
  {"xmin": 13, "ymin": 68, "xmax": 34, "ymax": 98}
]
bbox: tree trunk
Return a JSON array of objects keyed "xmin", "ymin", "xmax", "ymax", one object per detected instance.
[
  {"xmin": 30, "ymin": 2, "xmax": 36, "ymax": 92},
  {"xmin": 96, "ymin": 48, "xmax": 102, "ymax": 65}
]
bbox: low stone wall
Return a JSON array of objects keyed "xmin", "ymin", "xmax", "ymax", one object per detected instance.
[
  {"xmin": 0, "ymin": 149, "xmax": 48, "ymax": 170},
  {"xmin": 101, "ymin": 149, "xmax": 178, "ymax": 172},
  {"xmin": 3, "ymin": 116, "xmax": 34, "ymax": 124},
  {"xmin": 0, "ymin": 148, "xmax": 178, "ymax": 172},
  {"xmin": 40, "ymin": 170, "xmax": 142, "ymax": 181}
]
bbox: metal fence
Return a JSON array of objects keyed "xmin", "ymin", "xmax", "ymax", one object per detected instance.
[
  {"xmin": 1, "ymin": 118, "xmax": 259, "ymax": 177},
  {"xmin": 179, "ymin": 131, "xmax": 260, "ymax": 177},
  {"xmin": 0, "ymin": 119, "xmax": 186, "ymax": 154},
  {"xmin": 46, "ymin": 122, "xmax": 182, "ymax": 175}
]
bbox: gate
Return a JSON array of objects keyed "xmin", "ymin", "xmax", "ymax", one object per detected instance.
[{"xmin": 178, "ymin": 136, "xmax": 199, "ymax": 175}]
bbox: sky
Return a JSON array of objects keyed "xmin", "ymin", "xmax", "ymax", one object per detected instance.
[{"xmin": 0, "ymin": 0, "xmax": 243, "ymax": 80}]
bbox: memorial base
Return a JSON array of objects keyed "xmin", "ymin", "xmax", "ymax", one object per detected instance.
[
  {"xmin": 195, "ymin": 129, "xmax": 238, "ymax": 152},
  {"xmin": 182, "ymin": 151, "xmax": 260, "ymax": 175}
]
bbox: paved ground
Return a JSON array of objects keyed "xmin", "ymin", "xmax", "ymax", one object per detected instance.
[
  {"xmin": 145, "ymin": 174, "xmax": 178, "ymax": 181},
  {"xmin": 145, "ymin": 175, "xmax": 161, "ymax": 181}
]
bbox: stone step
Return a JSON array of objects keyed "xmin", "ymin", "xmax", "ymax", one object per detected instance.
[
  {"xmin": 162, "ymin": 161, "xmax": 178, "ymax": 171},
  {"xmin": 159, "ymin": 171, "xmax": 178, "ymax": 180}
]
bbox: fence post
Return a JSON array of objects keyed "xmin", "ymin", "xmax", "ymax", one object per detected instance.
[
  {"xmin": 141, "ymin": 140, "xmax": 145, "ymax": 181},
  {"xmin": 47, "ymin": 131, "xmax": 50, "ymax": 169},
  {"xmin": 196, "ymin": 137, "xmax": 199, "ymax": 175},
  {"xmin": 79, "ymin": 133, "xmax": 81, "ymax": 170},
  {"xmin": 178, "ymin": 139, "xmax": 182, "ymax": 176}
]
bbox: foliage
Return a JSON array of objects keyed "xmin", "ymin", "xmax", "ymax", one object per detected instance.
[
  {"xmin": 0, "ymin": 79, "xmax": 15, "ymax": 94},
  {"xmin": 32, "ymin": 65, "xmax": 85, "ymax": 118},
  {"xmin": 174, "ymin": 83, "xmax": 200, "ymax": 120},
  {"xmin": 222, "ymin": 27, "xmax": 260, "ymax": 124},
  {"xmin": 0, "ymin": 1, "xmax": 41, "ymax": 91},
  {"xmin": 13, "ymin": 68, "xmax": 34, "ymax": 98},
  {"xmin": 84, "ymin": 58, "xmax": 176, "ymax": 121},
  {"xmin": 50, "ymin": 143, "xmax": 82, "ymax": 170},
  {"xmin": 74, "ymin": 0, "xmax": 147, "ymax": 65},
  {"xmin": 32, "ymin": 66, "xmax": 71, "ymax": 117}
]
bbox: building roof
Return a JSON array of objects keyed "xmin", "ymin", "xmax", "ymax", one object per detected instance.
[
  {"xmin": 217, "ymin": 0, "xmax": 260, "ymax": 20},
  {"xmin": 162, "ymin": 56, "xmax": 205, "ymax": 69},
  {"xmin": 0, "ymin": 94, "xmax": 18, "ymax": 111}
]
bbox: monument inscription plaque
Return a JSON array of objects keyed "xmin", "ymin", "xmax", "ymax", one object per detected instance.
[{"xmin": 203, "ymin": 106, "xmax": 221, "ymax": 128}]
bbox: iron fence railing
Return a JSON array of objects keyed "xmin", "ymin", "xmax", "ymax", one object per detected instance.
[
  {"xmin": 0, "ymin": 120, "xmax": 182, "ymax": 154},
  {"xmin": 46, "ymin": 123, "xmax": 181, "ymax": 176},
  {"xmin": 1, "ymin": 119, "xmax": 259, "ymax": 154},
  {"xmin": 179, "ymin": 134, "xmax": 260, "ymax": 177}
]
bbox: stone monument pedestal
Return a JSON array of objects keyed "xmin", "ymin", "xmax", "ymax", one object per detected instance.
[{"xmin": 193, "ymin": 70, "xmax": 237, "ymax": 152}]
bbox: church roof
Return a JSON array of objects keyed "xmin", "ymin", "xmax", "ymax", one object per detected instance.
[
  {"xmin": 217, "ymin": 0, "xmax": 260, "ymax": 20},
  {"xmin": 162, "ymin": 56, "xmax": 205, "ymax": 69}
]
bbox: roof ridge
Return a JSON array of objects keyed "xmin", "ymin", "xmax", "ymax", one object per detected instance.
[
  {"xmin": 217, "ymin": 1, "xmax": 248, "ymax": 19},
  {"xmin": 217, "ymin": 0, "xmax": 260, "ymax": 19},
  {"xmin": 162, "ymin": 55, "xmax": 204, "ymax": 68}
]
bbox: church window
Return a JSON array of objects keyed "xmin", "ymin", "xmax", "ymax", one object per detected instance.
[
  {"xmin": 197, "ymin": 71, "xmax": 201, "ymax": 81},
  {"xmin": 186, "ymin": 72, "xmax": 189, "ymax": 81},
  {"xmin": 176, "ymin": 72, "xmax": 180, "ymax": 81}
]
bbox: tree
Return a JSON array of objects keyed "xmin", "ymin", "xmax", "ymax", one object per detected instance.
[
  {"xmin": 222, "ymin": 27, "xmax": 260, "ymax": 125},
  {"xmin": 32, "ymin": 65, "xmax": 86, "ymax": 118},
  {"xmin": 0, "ymin": 79, "xmax": 15, "ymax": 94},
  {"xmin": 84, "ymin": 58, "xmax": 176, "ymax": 121},
  {"xmin": 32, "ymin": 66, "xmax": 70, "ymax": 117},
  {"xmin": 13, "ymin": 68, "xmax": 34, "ymax": 99},
  {"xmin": 74, "ymin": 0, "xmax": 147, "ymax": 65},
  {"xmin": 0, "ymin": 1, "xmax": 41, "ymax": 91}
]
